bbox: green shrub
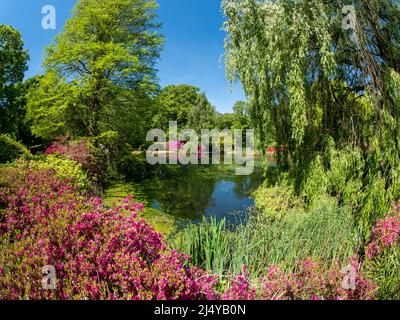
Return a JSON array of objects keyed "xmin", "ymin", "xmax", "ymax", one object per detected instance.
[
  {"xmin": 0, "ymin": 134, "xmax": 31, "ymax": 163},
  {"xmin": 268, "ymin": 142, "xmax": 396, "ymax": 240},
  {"xmin": 89, "ymin": 131, "xmax": 131, "ymax": 184},
  {"xmin": 300, "ymin": 155, "xmax": 328, "ymax": 206},
  {"xmin": 253, "ymin": 183, "xmax": 303, "ymax": 218},
  {"xmin": 9, "ymin": 156, "xmax": 89, "ymax": 191}
]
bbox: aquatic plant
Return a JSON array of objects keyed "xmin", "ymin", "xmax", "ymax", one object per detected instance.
[{"xmin": 179, "ymin": 200, "xmax": 357, "ymax": 277}]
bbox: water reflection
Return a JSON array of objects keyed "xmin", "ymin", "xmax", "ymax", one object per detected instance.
[{"xmin": 108, "ymin": 160, "xmax": 265, "ymax": 224}]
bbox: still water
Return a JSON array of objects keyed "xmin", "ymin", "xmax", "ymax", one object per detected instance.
[{"xmin": 106, "ymin": 159, "xmax": 266, "ymax": 224}]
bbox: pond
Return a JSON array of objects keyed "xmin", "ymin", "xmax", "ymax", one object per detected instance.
[{"xmin": 105, "ymin": 157, "xmax": 266, "ymax": 226}]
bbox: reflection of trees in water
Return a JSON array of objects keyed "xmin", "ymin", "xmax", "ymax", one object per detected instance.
[
  {"xmin": 138, "ymin": 163, "xmax": 265, "ymax": 220},
  {"xmin": 231, "ymin": 168, "xmax": 265, "ymax": 199},
  {"xmin": 145, "ymin": 167, "xmax": 218, "ymax": 220}
]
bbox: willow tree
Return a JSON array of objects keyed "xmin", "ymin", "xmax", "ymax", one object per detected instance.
[
  {"xmin": 222, "ymin": 0, "xmax": 400, "ymax": 237},
  {"xmin": 27, "ymin": 0, "xmax": 163, "ymax": 140}
]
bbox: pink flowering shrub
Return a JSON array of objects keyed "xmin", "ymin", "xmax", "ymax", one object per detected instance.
[
  {"xmin": 220, "ymin": 259, "xmax": 376, "ymax": 301},
  {"xmin": 0, "ymin": 168, "xmax": 212, "ymax": 300},
  {"xmin": 45, "ymin": 137, "xmax": 99, "ymax": 175},
  {"xmin": 258, "ymin": 258, "xmax": 376, "ymax": 300},
  {"xmin": 0, "ymin": 167, "xmax": 378, "ymax": 300},
  {"xmin": 167, "ymin": 141, "xmax": 206, "ymax": 161},
  {"xmin": 222, "ymin": 266, "xmax": 256, "ymax": 300},
  {"xmin": 366, "ymin": 203, "xmax": 400, "ymax": 259}
]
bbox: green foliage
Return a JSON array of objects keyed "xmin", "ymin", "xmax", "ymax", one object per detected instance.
[
  {"xmin": 89, "ymin": 131, "xmax": 128, "ymax": 183},
  {"xmin": 3, "ymin": 155, "xmax": 89, "ymax": 191},
  {"xmin": 13, "ymin": 76, "xmax": 44, "ymax": 146},
  {"xmin": 26, "ymin": 0, "xmax": 163, "ymax": 140},
  {"xmin": 178, "ymin": 218, "xmax": 231, "ymax": 276},
  {"xmin": 118, "ymin": 153, "xmax": 151, "ymax": 181},
  {"xmin": 254, "ymin": 183, "xmax": 303, "ymax": 219},
  {"xmin": 222, "ymin": 0, "xmax": 400, "ymax": 238},
  {"xmin": 0, "ymin": 25, "xmax": 29, "ymax": 135},
  {"xmin": 187, "ymin": 93, "xmax": 217, "ymax": 132},
  {"xmin": 26, "ymin": 72, "xmax": 74, "ymax": 138},
  {"xmin": 153, "ymin": 84, "xmax": 202, "ymax": 130},
  {"xmin": 0, "ymin": 134, "xmax": 31, "ymax": 163},
  {"xmin": 215, "ymin": 101, "xmax": 251, "ymax": 132},
  {"xmin": 300, "ymin": 155, "xmax": 328, "ymax": 206},
  {"xmin": 178, "ymin": 199, "xmax": 356, "ymax": 277},
  {"xmin": 216, "ymin": 113, "xmax": 235, "ymax": 130},
  {"xmin": 28, "ymin": 156, "xmax": 89, "ymax": 190},
  {"xmin": 232, "ymin": 100, "xmax": 251, "ymax": 130},
  {"xmin": 365, "ymin": 247, "xmax": 400, "ymax": 300}
]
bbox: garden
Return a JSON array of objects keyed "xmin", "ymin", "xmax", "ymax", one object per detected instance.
[{"xmin": 1, "ymin": 0, "xmax": 400, "ymax": 300}]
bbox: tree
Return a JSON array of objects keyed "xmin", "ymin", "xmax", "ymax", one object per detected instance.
[
  {"xmin": 187, "ymin": 93, "xmax": 217, "ymax": 132},
  {"xmin": 232, "ymin": 100, "xmax": 250, "ymax": 130},
  {"xmin": 216, "ymin": 112, "xmax": 235, "ymax": 130},
  {"xmin": 0, "ymin": 25, "xmax": 29, "ymax": 135},
  {"xmin": 153, "ymin": 84, "xmax": 201, "ymax": 129},
  {"xmin": 223, "ymin": 0, "xmax": 400, "ymax": 236},
  {"xmin": 14, "ymin": 76, "xmax": 44, "ymax": 146},
  {"xmin": 27, "ymin": 0, "xmax": 163, "ymax": 140}
]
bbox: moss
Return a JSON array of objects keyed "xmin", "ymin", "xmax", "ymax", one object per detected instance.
[{"xmin": 141, "ymin": 207, "xmax": 177, "ymax": 237}]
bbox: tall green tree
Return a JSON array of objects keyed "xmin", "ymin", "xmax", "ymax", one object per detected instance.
[
  {"xmin": 27, "ymin": 0, "xmax": 163, "ymax": 140},
  {"xmin": 15, "ymin": 76, "xmax": 44, "ymax": 146},
  {"xmin": 232, "ymin": 100, "xmax": 250, "ymax": 130},
  {"xmin": 153, "ymin": 84, "xmax": 202, "ymax": 129},
  {"xmin": 0, "ymin": 25, "xmax": 29, "ymax": 135},
  {"xmin": 187, "ymin": 93, "xmax": 217, "ymax": 132},
  {"xmin": 223, "ymin": 0, "xmax": 400, "ymax": 236},
  {"xmin": 216, "ymin": 112, "xmax": 235, "ymax": 130}
]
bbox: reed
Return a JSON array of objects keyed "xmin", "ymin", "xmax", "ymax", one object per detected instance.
[{"xmin": 178, "ymin": 198, "xmax": 357, "ymax": 277}]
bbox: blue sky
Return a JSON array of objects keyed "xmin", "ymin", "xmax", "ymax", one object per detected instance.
[{"xmin": 0, "ymin": 0, "xmax": 245, "ymax": 112}]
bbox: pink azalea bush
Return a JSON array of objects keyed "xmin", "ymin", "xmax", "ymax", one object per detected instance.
[
  {"xmin": 0, "ymin": 166, "xmax": 378, "ymax": 300},
  {"xmin": 366, "ymin": 203, "xmax": 400, "ymax": 259},
  {"xmin": 45, "ymin": 137, "xmax": 99, "ymax": 175},
  {"xmin": 167, "ymin": 141, "xmax": 206, "ymax": 161},
  {"xmin": 258, "ymin": 258, "xmax": 377, "ymax": 300},
  {"xmin": 0, "ymin": 167, "xmax": 212, "ymax": 300},
  {"xmin": 221, "ymin": 259, "xmax": 376, "ymax": 301}
]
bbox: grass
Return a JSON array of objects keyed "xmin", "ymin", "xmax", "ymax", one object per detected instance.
[
  {"xmin": 366, "ymin": 247, "xmax": 400, "ymax": 300},
  {"xmin": 176, "ymin": 197, "xmax": 358, "ymax": 277}
]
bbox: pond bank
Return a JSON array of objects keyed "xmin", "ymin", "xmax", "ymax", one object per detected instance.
[{"xmin": 104, "ymin": 159, "xmax": 266, "ymax": 236}]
